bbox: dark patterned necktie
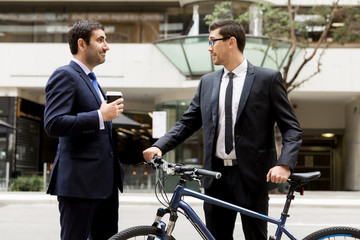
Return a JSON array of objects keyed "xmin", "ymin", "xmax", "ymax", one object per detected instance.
[{"xmin": 225, "ymin": 72, "xmax": 234, "ymax": 154}]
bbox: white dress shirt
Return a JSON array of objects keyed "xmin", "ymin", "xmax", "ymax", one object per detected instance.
[
  {"xmin": 72, "ymin": 58, "xmax": 105, "ymax": 130},
  {"xmin": 216, "ymin": 60, "xmax": 248, "ymax": 160}
]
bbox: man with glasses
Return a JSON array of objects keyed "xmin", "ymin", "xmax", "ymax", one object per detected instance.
[{"xmin": 143, "ymin": 20, "xmax": 302, "ymax": 240}]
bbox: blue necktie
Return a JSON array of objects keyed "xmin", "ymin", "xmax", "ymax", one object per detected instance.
[
  {"xmin": 225, "ymin": 72, "xmax": 234, "ymax": 154},
  {"xmin": 88, "ymin": 72, "xmax": 103, "ymax": 100}
]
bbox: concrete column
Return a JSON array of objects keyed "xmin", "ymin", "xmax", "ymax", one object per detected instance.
[
  {"xmin": 344, "ymin": 97, "xmax": 360, "ymax": 190},
  {"xmin": 249, "ymin": 5, "xmax": 262, "ymax": 36}
]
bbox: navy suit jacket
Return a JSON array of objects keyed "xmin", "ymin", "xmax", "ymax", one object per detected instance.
[
  {"xmin": 154, "ymin": 61, "xmax": 302, "ymax": 197},
  {"xmin": 44, "ymin": 61, "xmax": 124, "ymax": 199}
]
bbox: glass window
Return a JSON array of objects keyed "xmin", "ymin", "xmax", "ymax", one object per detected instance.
[
  {"xmin": 156, "ymin": 100, "xmax": 203, "ymax": 166},
  {"xmin": 0, "ymin": 1, "xmax": 254, "ymax": 44},
  {"xmin": 0, "ymin": 2, "xmax": 189, "ymax": 43}
]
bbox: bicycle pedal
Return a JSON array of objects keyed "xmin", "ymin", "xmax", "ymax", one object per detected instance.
[{"xmin": 269, "ymin": 236, "xmax": 276, "ymax": 240}]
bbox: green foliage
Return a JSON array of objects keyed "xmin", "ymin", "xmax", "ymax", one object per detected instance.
[
  {"xmin": 204, "ymin": 1, "xmax": 360, "ymax": 91},
  {"xmin": 204, "ymin": 1, "xmax": 234, "ymax": 25},
  {"xmin": 205, "ymin": 2, "xmax": 304, "ymax": 47},
  {"xmin": 9, "ymin": 175, "xmax": 43, "ymax": 191},
  {"xmin": 204, "ymin": 1, "xmax": 360, "ymax": 45},
  {"xmin": 332, "ymin": 6, "xmax": 360, "ymax": 44},
  {"xmin": 308, "ymin": 5, "xmax": 332, "ymax": 22},
  {"xmin": 235, "ymin": 11, "xmax": 249, "ymax": 26},
  {"xmin": 257, "ymin": 3, "xmax": 291, "ymax": 39}
]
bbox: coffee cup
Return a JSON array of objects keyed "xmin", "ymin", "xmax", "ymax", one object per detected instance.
[{"xmin": 106, "ymin": 91, "xmax": 123, "ymax": 103}]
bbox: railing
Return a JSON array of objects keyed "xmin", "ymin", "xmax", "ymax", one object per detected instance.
[{"xmin": 1, "ymin": 163, "xmax": 191, "ymax": 192}]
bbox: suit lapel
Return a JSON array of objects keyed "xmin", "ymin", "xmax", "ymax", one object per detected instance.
[
  {"xmin": 70, "ymin": 61, "xmax": 103, "ymax": 106},
  {"xmin": 236, "ymin": 61, "xmax": 255, "ymax": 122},
  {"xmin": 70, "ymin": 61, "xmax": 112, "ymax": 130},
  {"xmin": 211, "ymin": 69, "xmax": 224, "ymax": 126}
]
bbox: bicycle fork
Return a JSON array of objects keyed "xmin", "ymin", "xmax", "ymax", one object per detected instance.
[{"xmin": 152, "ymin": 207, "xmax": 178, "ymax": 239}]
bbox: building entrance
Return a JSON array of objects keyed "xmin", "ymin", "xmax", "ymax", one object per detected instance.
[{"xmin": 296, "ymin": 135, "xmax": 342, "ymax": 191}]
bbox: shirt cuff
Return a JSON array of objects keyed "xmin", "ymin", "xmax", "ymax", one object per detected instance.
[{"xmin": 97, "ymin": 110, "xmax": 105, "ymax": 130}]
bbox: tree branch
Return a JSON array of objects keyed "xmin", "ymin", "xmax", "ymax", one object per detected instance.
[
  {"xmin": 282, "ymin": 0, "xmax": 297, "ymax": 86},
  {"xmin": 287, "ymin": 46, "xmax": 326, "ymax": 93},
  {"xmin": 286, "ymin": 0, "xmax": 339, "ymax": 91}
]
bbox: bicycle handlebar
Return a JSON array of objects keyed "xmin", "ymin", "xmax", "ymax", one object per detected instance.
[
  {"xmin": 148, "ymin": 156, "xmax": 222, "ymax": 180},
  {"xmin": 196, "ymin": 168, "xmax": 222, "ymax": 179}
]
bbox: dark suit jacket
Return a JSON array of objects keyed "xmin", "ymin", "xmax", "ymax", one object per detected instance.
[
  {"xmin": 44, "ymin": 61, "xmax": 124, "ymax": 199},
  {"xmin": 154, "ymin": 61, "xmax": 302, "ymax": 196}
]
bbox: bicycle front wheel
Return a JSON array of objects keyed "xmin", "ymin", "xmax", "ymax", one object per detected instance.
[
  {"xmin": 108, "ymin": 225, "xmax": 176, "ymax": 240},
  {"xmin": 303, "ymin": 226, "xmax": 360, "ymax": 240}
]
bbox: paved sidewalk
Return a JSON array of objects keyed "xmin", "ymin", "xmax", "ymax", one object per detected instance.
[
  {"xmin": 0, "ymin": 190, "xmax": 359, "ymax": 207},
  {"xmin": 0, "ymin": 190, "xmax": 359, "ymax": 240}
]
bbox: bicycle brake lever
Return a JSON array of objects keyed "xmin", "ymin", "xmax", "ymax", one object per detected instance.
[
  {"xmin": 193, "ymin": 177, "xmax": 201, "ymax": 186},
  {"xmin": 143, "ymin": 159, "xmax": 161, "ymax": 170}
]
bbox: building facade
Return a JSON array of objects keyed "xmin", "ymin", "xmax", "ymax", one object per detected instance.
[{"xmin": 0, "ymin": 0, "xmax": 360, "ymax": 191}]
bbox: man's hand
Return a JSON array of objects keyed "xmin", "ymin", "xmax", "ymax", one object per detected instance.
[
  {"xmin": 100, "ymin": 98, "xmax": 124, "ymax": 122},
  {"xmin": 143, "ymin": 146, "xmax": 162, "ymax": 162},
  {"xmin": 266, "ymin": 165, "xmax": 291, "ymax": 183}
]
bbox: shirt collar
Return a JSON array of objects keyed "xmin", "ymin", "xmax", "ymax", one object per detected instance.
[
  {"xmin": 224, "ymin": 58, "xmax": 247, "ymax": 77},
  {"xmin": 72, "ymin": 58, "xmax": 91, "ymax": 75}
]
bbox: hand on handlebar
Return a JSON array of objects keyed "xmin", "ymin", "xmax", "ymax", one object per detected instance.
[
  {"xmin": 143, "ymin": 146, "xmax": 163, "ymax": 162},
  {"xmin": 145, "ymin": 156, "xmax": 222, "ymax": 180}
]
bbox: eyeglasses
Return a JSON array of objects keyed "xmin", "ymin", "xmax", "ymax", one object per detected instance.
[{"xmin": 208, "ymin": 37, "xmax": 230, "ymax": 47}]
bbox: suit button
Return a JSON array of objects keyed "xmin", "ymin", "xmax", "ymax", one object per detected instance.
[{"xmin": 110, "ymin": 152, "xmax": 114, "ymax": 157}]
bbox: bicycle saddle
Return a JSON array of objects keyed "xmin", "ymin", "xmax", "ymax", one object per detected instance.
[{"xmin": 289, "ymin": 171, "xmax": 321, "ymax": 183}]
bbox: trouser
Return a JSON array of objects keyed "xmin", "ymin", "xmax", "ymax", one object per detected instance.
[
  {"xmin": 58, "ymin": 190, "xmax": 119, "ymax": 240},
  {"xmin": 203, "ymin": 165, "xmax": 268, "ymax": 240}
]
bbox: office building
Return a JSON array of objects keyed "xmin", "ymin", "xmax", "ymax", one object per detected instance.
[{"xmin": 0, "ymin": 0, "xmax": 359, "ymax": 191}]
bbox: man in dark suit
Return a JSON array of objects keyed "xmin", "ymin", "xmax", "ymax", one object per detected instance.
[
  {"xmin": 143, "ymin": 20, "xmax": 302, "ymax": 239},
  {"xmin": 44, "ymin": 20, "xmax": 124, "ymax": 240}
]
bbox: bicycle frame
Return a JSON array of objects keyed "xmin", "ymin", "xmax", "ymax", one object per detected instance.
[{"xmin": 159, "ymin": 183, "xmax": 299, "ymax": 240}]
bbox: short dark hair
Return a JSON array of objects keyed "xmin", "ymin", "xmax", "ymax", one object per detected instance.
[
  {"xmin": 68, "ymin": 20, "xmax": 105, "ymax": 55},
  {"xmin": 209, "ymin": 20, "xmax": 246, "ymax": 53}
]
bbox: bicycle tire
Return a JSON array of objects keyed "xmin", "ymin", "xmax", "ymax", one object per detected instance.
[
  {"xmin": 108, "ymin": 225, "xmax": 176, "ymax": 240},
  {"xmin": 302, "ymin": 226, "xmax": 360, "ymax": 240}
]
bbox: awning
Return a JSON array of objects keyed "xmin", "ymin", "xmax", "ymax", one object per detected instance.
[
  {"xmin": 112, "ymin": 114, "xmax": 142, "ymax": 128},
  {"xmin": 0, "ymin": 120, "xmax": 15, "ymax": 129}
]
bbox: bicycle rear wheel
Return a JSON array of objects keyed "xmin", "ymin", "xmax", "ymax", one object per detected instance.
[
  {"xmin": 303, "ymin": 226, "xmax": 360, "ymax": 240},
  {"xmin": 108, "ymin": 225, "xmax": 176, "ymax": 240}
]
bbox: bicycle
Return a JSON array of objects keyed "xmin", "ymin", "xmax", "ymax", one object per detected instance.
[{"xmin": 109, "ymin": 156, "xmax": 360, "ymax": 240}]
